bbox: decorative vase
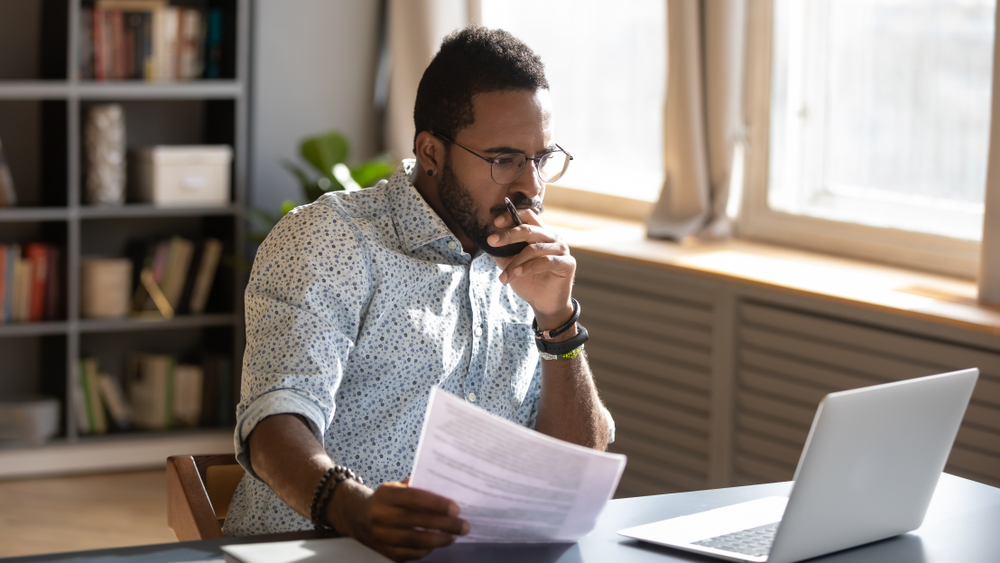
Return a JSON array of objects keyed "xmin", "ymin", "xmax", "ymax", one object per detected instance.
[{"xmin": 84, "ymin": 104, "xmax": 126, "ymax": 206}]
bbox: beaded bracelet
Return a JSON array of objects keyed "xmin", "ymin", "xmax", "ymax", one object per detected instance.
[
  {"xmin": 311, "ymin": 465, "xmax": 364, "ymax": 535},
  {"xmin": 310, "ymin": 467, "xmax": 337, "ymax": 531}
]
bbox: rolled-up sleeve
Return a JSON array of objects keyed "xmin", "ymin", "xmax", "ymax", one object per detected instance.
[{"xmin": 233, "ymin": 202, "xmax": 370, "ymax": 479}]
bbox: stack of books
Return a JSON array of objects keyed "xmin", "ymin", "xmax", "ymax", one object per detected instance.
[
  {"xmin": 129, "ymin": 236, "xmax": 223, "ymax": 316},
  {"xmin": 75, "ymin": 352, "xmax": 233, "ymax": 435},
  {"xmin": 0, "ymin": 243, "xmax": 60, "ymax": 324},
  {"xmin": 79, "ymin": 0, "xmax": 225, "ymax": 81}
]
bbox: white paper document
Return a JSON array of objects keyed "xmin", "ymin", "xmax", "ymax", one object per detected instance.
[{"xmin": 409, "ymin": 387, "xmax": 626, "ymax": 543}]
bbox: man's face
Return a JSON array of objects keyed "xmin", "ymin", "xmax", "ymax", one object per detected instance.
[{"xmin": 438, "ymin": 89, "xmax": 554, "ymax": 257}]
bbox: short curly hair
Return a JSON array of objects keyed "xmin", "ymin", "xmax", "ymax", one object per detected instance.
[{"xmin": 413, "ymin": 25, "xmax": 549, "ymax": 152}]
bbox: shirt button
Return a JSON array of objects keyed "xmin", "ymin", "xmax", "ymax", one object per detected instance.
[
  {"xmin": 474, "ymin": 326, "xmax": 483, "ymax": 337},
  {"xmin": 448, "ymin": 241, "xmax": 457, "ymax": 249},
  {"xmin": 468, "ymin": 392, "xmax": 477, "ymax": 403}
]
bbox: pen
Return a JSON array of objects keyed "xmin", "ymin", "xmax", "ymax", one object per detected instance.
[{"xmin": 504, "ymin": 197, "xmax": 523, "ymax": 227}]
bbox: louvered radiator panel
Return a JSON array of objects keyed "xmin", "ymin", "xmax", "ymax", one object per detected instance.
[
  {"xmin": 574, "ymin": 254, "xmax": 716, "ymax": 497},
  {"xmin": 734, "ymin": 301, "xmax": 1000, "ymax": 488}
]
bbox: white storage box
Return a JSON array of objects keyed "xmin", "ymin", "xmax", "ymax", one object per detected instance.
[
  {"xmin": 0, "ymin": 396, "xmax": 60, "ymax": 446},
  {"xmin": 132, "ymin": 145, "xmax": 232, "ymax": 206}
]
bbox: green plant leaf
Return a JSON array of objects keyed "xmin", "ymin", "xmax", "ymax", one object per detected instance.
[
  {"xmin": 350, "ymin": 159, "xmax": 396, "ymax": 188},
  {"xmin": 303, "ymin": 176, "xmax": 345, "ymax": 202},
  {"xmin": 299, "ymin": 131, "xmax": 349, "ymax": 182},
  {"xmin": 281, "ymin": 159, "xmax": 313, "ymax": 187}
]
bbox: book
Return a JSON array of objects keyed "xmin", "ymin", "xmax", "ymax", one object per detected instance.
[
  {"xmin": 4, "ymin": 244, "xmax": 18, "ymax": 323},
  {"xmin": 84, "ymin": 0, "xmax": 209, "ymax": 83},
  {"xmin": 110, "ymin": 10, "xmax": 124, "ymax": 79},
  {"xmin": 72, "ymin": 365, "xmax": 92, "ymax": 434},
  {"xmin": 13, "ymin": 257, "xmax": 31, "ymax": 323},
  {"xmin": 98, "ymin": 373, "xmax": 133, "ymax": 430},
  {"xmin": 0, "ymin": 135, "xmax": 17, "ymax": 207},
  {"xmin": 25, "ymin": 243, "xmax": 49, "ymax": 322},
  {"xmin": 159, "ymin": 7, "xmax": 179, "ymax": 80},
  {"xmin": 79, "ymin": 8, "xmax": 94, "ymax": 79},
  {"xmin": 127, "ymin": 352, "xmax": 175, "ymax": 429},
  {"xmin": 178, "ymin": 8, "xmax": 204, "ymax": 79},
  {"xmin": 79, "ymin": 358, "xmax": 108, "ymax": 435},
  {"xmin": 161, "ymin": 236, "xmax": 195, "ymax": 310},
  {"xmin": 173, "ymin": 363, "xmax": 203, "ymax": 427},
  {"xmin": 44, "ymin": 245, "xmax": 60, "ymax": 321},
  {"xmin": 93, "ymin": 8, "xmax": 107, "ymax": 80},
  {"xmin": 204, "ymin": 8, "xmax": 223, "ymax": 79},
  {"xmin": 188, "ymin": 238, "xmax": 222, "ymax": 314}
]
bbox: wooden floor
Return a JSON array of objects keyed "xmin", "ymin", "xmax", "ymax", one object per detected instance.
[{"xmin": 0, "ymin": 469, "xmax": 177, "ymax": 558}]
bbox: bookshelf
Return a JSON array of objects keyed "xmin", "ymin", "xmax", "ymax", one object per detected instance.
[{"xmin": 0, "ymin": 0, "xmax": 249, "ymax": 477}]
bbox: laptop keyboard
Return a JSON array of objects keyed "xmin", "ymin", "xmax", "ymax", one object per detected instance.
[{"xmin": 693, "ymin": 521, "xmax": 780, "ymax": 557}]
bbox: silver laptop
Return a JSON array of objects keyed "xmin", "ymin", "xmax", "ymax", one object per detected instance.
[{"xmin": 618, "ymin": 368, "xmax": 979, "ymax": 563}]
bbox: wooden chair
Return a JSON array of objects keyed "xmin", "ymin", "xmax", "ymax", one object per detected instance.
[{"xmin": 166, "ymin": 454, "xmax": 246, "ymax": 541}]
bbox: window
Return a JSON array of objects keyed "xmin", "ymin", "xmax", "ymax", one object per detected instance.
[
  {"xmin": 743, "ymin": 0, "xmax": 997, "ymax": 278},
  {"xmin": 481, "ymin": 0, "xmax": 666, "ymax": 202}
]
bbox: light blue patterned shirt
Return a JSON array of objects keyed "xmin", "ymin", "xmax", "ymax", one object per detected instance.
[{"xmin": 223, "ymin": 160, "xmax": 543, "ymax": 535}]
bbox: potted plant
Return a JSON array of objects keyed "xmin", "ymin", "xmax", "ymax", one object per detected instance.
[{"xmin": 249, "ymin": 130, "xmax": 396, "ymax": 244}]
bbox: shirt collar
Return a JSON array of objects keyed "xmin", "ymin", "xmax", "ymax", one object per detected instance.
[{"xmin": 387, "ymin": 159, "xmax": 458, "ymax": 252}]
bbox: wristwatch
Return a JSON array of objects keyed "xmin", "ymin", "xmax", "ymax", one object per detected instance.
[
  {"xmin": 533, "ymin": 298, "xmax": 589, "ymax": 360},
  {"xmin": 536, "ymin": 323, "xmax": 589, "ymax": 360}
]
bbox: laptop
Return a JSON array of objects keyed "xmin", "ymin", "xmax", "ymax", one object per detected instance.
[{"xmin": 618, "ymin": 368, "xmax": 979, "ymax": 563}]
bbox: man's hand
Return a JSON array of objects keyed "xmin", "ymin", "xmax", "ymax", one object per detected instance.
[
  {"xmin": 331, "ymin": 479, "xmax": 469, "ymax": 562},
  {"xmin": 488, "ymin": 209, "xmax": 576, "ymax": 329}
]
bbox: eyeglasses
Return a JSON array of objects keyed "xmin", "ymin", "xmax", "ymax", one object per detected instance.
[{"xmin": 435, "ymin": 134, "xmax": 573, "ymax": 185}]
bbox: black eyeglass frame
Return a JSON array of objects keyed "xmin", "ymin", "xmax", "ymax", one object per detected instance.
[{"xmin": 435, "ymin": 133, "xmax": 573, "ymax": 185}]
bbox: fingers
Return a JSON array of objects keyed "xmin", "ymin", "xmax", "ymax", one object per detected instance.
[
  {"xmin": 497, "ymin": 241, "xmax": 575, "ymax": 285},
  {"xmin": 356, "ymin": 482, "xmax": 469, "ymax": 560},
  {"xmin": 376, "ymin": 481, "xmax": 462, "ymax": 518},
  {"xmin": 489, "ymin": 209, "xmax": 555, "ymax": 248},
  {"xmin": 489, "ymin": 209, "xmax": 573, "ymax": 285}
]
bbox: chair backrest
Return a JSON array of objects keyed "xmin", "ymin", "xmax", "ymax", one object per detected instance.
[{"xmin": 166, "ymin": 453, "xmax": 244, "ymax": 541}]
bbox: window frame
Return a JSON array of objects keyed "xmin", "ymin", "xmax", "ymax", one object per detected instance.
[{"xmin": 739, "ymin": 0, "xmax": 984, "ymax": 279}]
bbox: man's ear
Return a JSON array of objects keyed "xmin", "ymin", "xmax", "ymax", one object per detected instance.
[{"xmin": 414, "ymin": 131, "xmax": 446, "ymax": 177}]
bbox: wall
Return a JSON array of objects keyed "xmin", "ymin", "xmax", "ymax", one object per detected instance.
[{"xmin": 250, "ymin": 0, "xmax": 382, "ymax": 216}]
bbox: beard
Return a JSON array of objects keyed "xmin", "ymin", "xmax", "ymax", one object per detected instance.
[{"xmin": 438, "ymin": 158, "xmax": 541, "ymax": 258}]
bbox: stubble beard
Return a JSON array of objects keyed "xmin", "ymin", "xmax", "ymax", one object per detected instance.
[{"xmin": 438, "ymin": 158, "xmax": 530, "ymax": 258}]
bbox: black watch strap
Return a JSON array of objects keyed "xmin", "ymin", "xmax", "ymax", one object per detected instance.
[
  {"xmin": 536, "ymin": 323, "xmax": 588, "ymax": 357},
  {"xmin": 532, "ymin": 298, "xmax": 581, "ymax": 340}
]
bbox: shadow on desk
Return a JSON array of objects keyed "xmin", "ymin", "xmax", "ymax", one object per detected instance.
[{"xmin": 420, "ymin": 542, "xmax": 576, "ymax": 563}]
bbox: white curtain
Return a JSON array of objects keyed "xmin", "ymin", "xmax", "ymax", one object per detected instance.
[
  {"xmin": 384, "ymin": 0, "xmax": 481, "ymax": 163},
  {"xmin": 979, "ymin": 0, "xmax": 1000, "ymax": 304},
  {"xmin": 646, "ymin": 0, "xmax": 748, "ymax": 241}
]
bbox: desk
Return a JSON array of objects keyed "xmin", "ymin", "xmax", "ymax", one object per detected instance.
[{"xmin": 7, "ymin": 473, "xmax": 999, "ymax": 563}]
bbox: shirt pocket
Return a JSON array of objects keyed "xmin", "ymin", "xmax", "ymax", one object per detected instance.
[{"xmin": 501, "ymin": 322, "xmax": 540, "ymax": 409}]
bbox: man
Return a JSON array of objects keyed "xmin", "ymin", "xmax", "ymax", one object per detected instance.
[{"xmin": 223, "ymin": 26, "xmax": 613, "ymax": 561}]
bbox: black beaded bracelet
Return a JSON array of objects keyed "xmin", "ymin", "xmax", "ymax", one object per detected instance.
[
  {"xmin": 310, "ymin": 467, "xmax": 337, "ymax": 530},
  {"xmin": 532, "ymin": 298, "xmax": 581, "ymax": 340},
  {"xmin": 311, "ymin": 465, "xmax": 365, "ymax": 535}
]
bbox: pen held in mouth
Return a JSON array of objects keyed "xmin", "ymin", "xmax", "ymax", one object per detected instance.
[{"xmin": 504, "ymin": 197, "xmax": 523, "ymax": 227}]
